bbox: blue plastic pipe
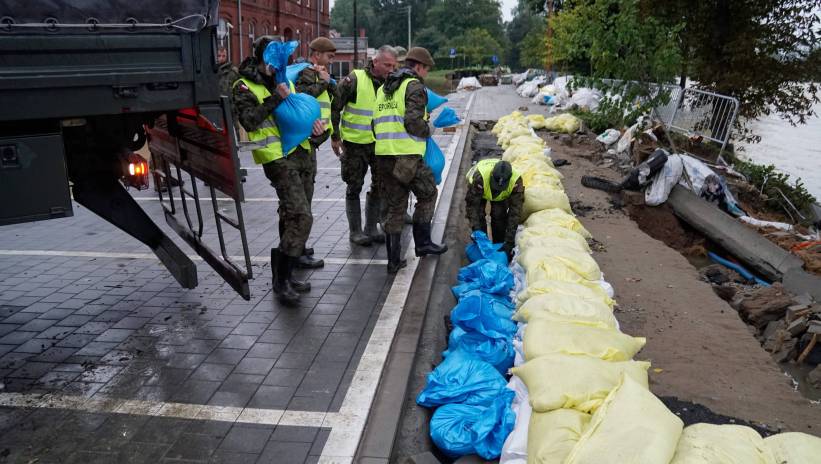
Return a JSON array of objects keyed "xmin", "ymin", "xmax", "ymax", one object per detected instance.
[{"xmin": 707, "ymin": 252, "xmax": 770, "ymax": 287}]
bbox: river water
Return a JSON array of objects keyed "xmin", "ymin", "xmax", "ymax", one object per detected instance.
[{"xmin": 739, "ymin": 100, "xmax": 821, "ymax": 201}]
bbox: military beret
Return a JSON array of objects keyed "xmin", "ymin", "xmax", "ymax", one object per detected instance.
[{"xmin": 310, "ymin": 37, "xmax": 337, "ymax": 53}]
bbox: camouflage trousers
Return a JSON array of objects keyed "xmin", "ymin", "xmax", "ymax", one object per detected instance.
[
  {"xmin": 376, "ymin": 155, "xmax": 437, "ymax": 234},
  {"xmin": 341, "ymin": 141, "xmax": 379, "ymax": 201},
  {"xmin": 262, "ymin": 146, "xmax": 314, "ymax": 258},
  {"xmin": 465, "ymin": 190, "xmax": 513, "ymax": 244}
]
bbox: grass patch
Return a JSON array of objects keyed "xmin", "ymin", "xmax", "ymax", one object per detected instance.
[{"xmin": 426, "ymin": 69, "xmax": 454, "ymax": 95}]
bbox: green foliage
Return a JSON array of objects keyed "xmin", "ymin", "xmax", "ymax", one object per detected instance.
[
  {"xmin": 451, "ymin": 28, "xmax": 504, "ymax": 66},
  {"xmin": 518, "ymin": 22, "xmax": 546, "ymax": 69},
  {"xmin": 733, "ymin": 160, "xmax": 817, "ymax": 216},
  {"xmin": 569, "ymin": 78, "xmax": 673, "ymax": 133},
  {"xmin": 505, "ymin": 0, "xmax": 545, "ymax": 70},
  {"xmin": 551, "ymin": 0, "xmax": 682, "ymax": 83}
]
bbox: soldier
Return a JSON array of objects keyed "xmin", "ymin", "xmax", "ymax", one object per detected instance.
[
  {"xmin": 232, "ymin": 36, "xmax": 325, "ymax": 305},
  {"xmin": 289, "ymin": 37, "xmax": 338, "ymax": 269},
  {"xmin": 373, "ymin": 47, "xmax": 448, "ymax": 273},
  {"xmin": 331, "ymin": 45, "xmax": 399, "ymax": 246},
  {"xmin": 465, "ymin": 158, "xmax": 524, "ymax": 260},
  {"xmin": 216, "ymin": 46, "xmax": 239, "ymax": 98}
]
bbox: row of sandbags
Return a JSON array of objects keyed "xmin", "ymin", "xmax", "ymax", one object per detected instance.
[
  {"xmin": 416, "ymin": 232, "xmax": 520, "ymax": 460},
  {"xmin": 493, "ymin": 111, "xmax": 821, "ymax": 464}
]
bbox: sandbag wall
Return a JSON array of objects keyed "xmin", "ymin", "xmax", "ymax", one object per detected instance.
[{"xmin": 492, "ymin": 111, "xmax": 821, "ymax": 464}]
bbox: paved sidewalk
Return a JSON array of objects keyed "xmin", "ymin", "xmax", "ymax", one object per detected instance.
[{"xmin": 0, "ymin": 90, "xmax": 472, "ymax": 463}]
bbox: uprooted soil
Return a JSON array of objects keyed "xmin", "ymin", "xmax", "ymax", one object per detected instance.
[{"xmin": 541, "ymin": 131, "xmax": 821, "ymax": 434}]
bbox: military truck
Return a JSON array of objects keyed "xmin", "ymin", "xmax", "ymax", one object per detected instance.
[{"xmin": 0, "ymin": 1, "xmax": 253, "ymax": 298}]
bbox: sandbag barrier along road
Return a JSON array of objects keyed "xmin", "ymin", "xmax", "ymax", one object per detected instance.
[{"xmin": 438, "ymin": 111, "xmax": 821, "ymax": 463}]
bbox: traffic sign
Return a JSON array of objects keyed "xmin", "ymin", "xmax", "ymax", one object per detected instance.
[
  {"xmin": 491, "ymin": 55, "xmax": 499, "ymax": 64},
  {"xmin": 449, "ymin": 48, "xmax": 457, "ymax": 58}
]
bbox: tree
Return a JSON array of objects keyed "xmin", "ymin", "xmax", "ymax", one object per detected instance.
[
  {"xmin": 518, "ymin": 23, "xmax": 547, "ymax": 69},
  {"xmin": 452, "ymin": 28, "xmax": 504, "ymax": 66},
  {"xmin": 647, "ymin": 0, "xmax": 821, "ymax": 142},
  {"xmin": 506, "ymin": 0, "xmax": 545, "ymax": 69}
]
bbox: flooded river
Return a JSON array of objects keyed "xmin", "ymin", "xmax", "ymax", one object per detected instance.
[{"xmin": 739, "ymin": 100, "xmax": 821, "ymax": 200}]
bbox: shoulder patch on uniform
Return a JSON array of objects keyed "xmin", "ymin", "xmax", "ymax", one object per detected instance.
[{"xmin": 238, "ymin": 82, "xmax": 249, "ymax": 91}]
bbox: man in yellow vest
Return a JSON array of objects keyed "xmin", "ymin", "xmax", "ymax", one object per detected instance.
[
  {"xmin": 232, "ymin": 36, "xmax": 326, "ymax": 305},
  {"xmin": 331, "ymin": 45, "xmax": 399, "ymax": 246},
  {"xmin": 465, "ymin": 159, "xmax": 525, "ymax": 260},
  {"xmin": 374, "ymin": 47, "xmax": 447, "ymax": 273},
  {"xmin": 290, "ymin": 36, "xmax": 337, "ymax": 269}
]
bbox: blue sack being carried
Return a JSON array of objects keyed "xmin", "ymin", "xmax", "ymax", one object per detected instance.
[
  {"xmin": 450, "ymin": 289, "xmax": 516, "ymax": 340},
  {"xmin": 425, "ymin": 137, "xmax": 445, "ymax": 185},
  {"xmin": 434, "ymin": 107, "xmax": 461, "ymax": 128},
  {"xmin": 443, "ymin": 327, "xmax": 514, "ymax": 374},
  {"xmin": 465, "ymin": 231, "xmax": 508, "ymax": 266},
  {"xmin": 452, "ymin": 259, "xmax": 514, "ymax": 298},
  {"xmin": 416, "ymin": 350, "xmax": 508, "ymax": 408},
  {"xmin": 429, "ymin": 390, "xmax": 516, "ymax": 460},
  {"xmin": 263, "ymin": 41, "xmax": 322, "ymax": 155},
  {"xmin": 426, "ymin": 88, "xmax": 448, "ymax": 112},
  {"xmin": 286, "ymin": 62, "xmax": 338, "ymax": 86}
]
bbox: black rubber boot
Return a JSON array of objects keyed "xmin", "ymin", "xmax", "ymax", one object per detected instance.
[
  {"xmin": 296, "ymin": 254, "xmax": 324, "ymax": 269},
  {"xmin": 386, "ymin": 233, "xmax": 407, "ymax": 274},
  {"xmin": 413, "ymin": 222, "xmax": 448, "ymax": 257},
  {"xmin": 273, "ymin": 251, "xmax": 300, "ymax": 306},
  {"xmin": 304, "ymin": 247, "xmax": 314, "ymax": 256},
  {"xmin": 347, "ymin": 197, "xmax": 372, "ymax": 246},
  {"xmin": 363, "ymin": 192, "xmax": 385, "ymax": 244}
]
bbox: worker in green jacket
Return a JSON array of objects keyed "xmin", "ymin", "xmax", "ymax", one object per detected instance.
[{"xmin": 465, "ymin": 158, "xmax": 524, "ymax": 260}]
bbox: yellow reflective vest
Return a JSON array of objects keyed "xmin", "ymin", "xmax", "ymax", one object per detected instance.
[
  {"xmin": 233, "ymin": 78, "xmax": 310, "ymax": 165},
  {"xmin": 466, "ymin": 158, "xmax": 521, "ymax": 201},
  {"xmin": 374, "ymin": 78, "xmax": 427, "ymax": 156},
  {"xmin": 340, "ymin": 69, "xmax": 376, "ymax": 144}
]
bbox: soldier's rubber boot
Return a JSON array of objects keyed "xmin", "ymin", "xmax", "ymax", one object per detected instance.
[
  {"xmin": 346, "ymin": 197, "xmax": 372, "ymax": 246},
  {"xmin": 363, "ymin": 192, "xmax": 385, "ymax": 244},
  {"xmin": 385, "ymin": 233, "xmax": 407, "ymax": 274},
  {"xmin": 413, "ymin": 222, "xmax": 448, "ymax": 257},
  {"xmin": 273, "ymin": 252, "xmax": 300, "ymax": 306},
  {"xmin": 272, "ymin": 248, "xmax": 310, "ymax": 293},
  {"xmin": 296, "ymin": 253, "xmax": 324, "ymax": 269}
]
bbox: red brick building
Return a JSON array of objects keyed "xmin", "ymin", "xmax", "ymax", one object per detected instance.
[{"xmin": 217, "ymin": 0, "xmax": 331, "ymax": 64}]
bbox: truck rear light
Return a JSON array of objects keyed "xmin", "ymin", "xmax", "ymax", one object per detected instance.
[{"xmin": 120, "ymin": 152, "xmax": 150, "ymax": 190}]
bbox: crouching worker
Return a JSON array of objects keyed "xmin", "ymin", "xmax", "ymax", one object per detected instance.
[
  {"xmin": 232, "ymin": 36, "xmax": 325, "ymax": 305},
  {"xmin": 465, "ymin": 158, "xmax": 524, "ymax": 260},
  {"xmin": 374, "ymin": 47, "xmax": 448, "ymax": 273}
]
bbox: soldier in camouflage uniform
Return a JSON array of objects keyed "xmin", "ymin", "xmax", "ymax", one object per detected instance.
[
  {"xmin": 232, "ymin": 36, "xmax": 325, "ymax": 305},
  {"xmin": 217, "ymin": 46, "xmax": 239, "ymax": 98},
  {"xmin": 464, "ymin": 158, "xmax": 525, "ymax": 260},
  {"xmin": 373, "ymin": 47, "xmax": 447, "ymax": 273},
  {"xmin": 331, "ymin": 45, "xmax": 399, "ymax": 246}
]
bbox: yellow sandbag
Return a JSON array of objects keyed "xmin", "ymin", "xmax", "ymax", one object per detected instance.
[
  {"xmin": 520, "ymin": 170, "xmax": 564, "ymax": 189},
  {"xmin": 524, "ymin": 185, "xmax": 572, "ymax": 216},
  {"xmin": 524, "ymin": 319, "xmax": 646, "ymax": 362},
  {"xmin": 565, "ymin": 375, "xmax": 683, "ymax": 464},
  {"xmin": 510, "ymin": 353, "xmax": 650, "ymax": 413},
  {"xmin": 519, "ymin": 225, "xmax": 591, "ymax": 253},
  {"xmin": 513, "ymin": 293, "xmax": 618, "ymax": 328},
  {"xmin": 528, "ymin": 409, "xmax": 591, "ymax": 464},
  {"xmin": 493, "ymin": 112, "xmax": 526, "ymax": 134},
  {"xmin": 518, "ymin": 235, "xmax": 589, "ymax": 254},
  {"xmin": 764, "ymin": 432, "xmax": 821, "ymax": 464},
  {"xmin": 524, "ymin": 261, "xmax": 607, "ymax": 294},
  {"xmin": 519, "ymin": 246, "xmax": 602, "ymax": 282},
  {"xmin": 671, "ymin": 423, "xmax": 776, "ymax": 464},
  {"xmin": 502, "ymin": 144, "xmax": 544, "ymax": 164},
  {"xmin": 527, "ymin": 114, "xmax": 548, "ymax": 130},
  {"xmin": 518, "ymin": 278, "xmax": 614, "ymax": 308},
  {"xmin": 512, "ymin": 159, "xmax": 563, "ymax": 181},
  {"xmin": 510, "ymin": 134, "xmax": 545, "ymax": 147},
  {"xmin": 543, "ymin": 113, "xmax": 581, "ymax": 134},
  {"xmin": 525, "ymin": 208, "xmax": 591, "ymax": 238}
]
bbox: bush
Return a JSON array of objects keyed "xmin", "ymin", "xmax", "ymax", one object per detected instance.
[{"xmin": 732, "ymin": 159, "xmax": 817, "ymax": 218}]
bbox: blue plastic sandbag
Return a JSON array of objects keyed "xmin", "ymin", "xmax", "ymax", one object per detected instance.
[
  {"xmin": 543, "ymin": 95, "xmax": 555, "ymax": 105},
  {"xmin": 427, "ymin": 88, "xmax": 448, "ymax": 113},
  {"xmin": 452, "ymin": 259, "xmax": 514, "ymax": 299},
  {"xmin": 425, "ymin": 137, "xmax": 445, "ymax": 184},
  {"xmin": 465, "ymin": 231, "xmax": 508, "ymax": 265},
  {"xmin": 430, "ymin": 390, "xmax": 516, "ymax": 460},
  {"xmin": 434, "ymin": 107, "xmax": 461, "ymax": 128},
  {"xmin": 416, "ymin": 350, "xmax": 508, "ymax": 408},
  {"xmin": 286, "ymin": 63, "xmax": 338, "ymax": 86},
  {"xmin": 273, "ymin": 90, "xmax": 321, "ymax": 155},
  {"xmin": 263, "ymin": 41, "xmax": 299, "ymax": 85},
  {"xmin": 450, "ymin": 289, "xmax": 516, "ymax": 340},
  {"xmin": 443, "ymin": 327, "xmax": 514, "ymax": 374}
]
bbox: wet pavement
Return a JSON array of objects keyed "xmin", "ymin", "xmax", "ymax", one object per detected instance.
[{"xmin": 0, "ymin": 89, "xmax": 472, "ymax": 463}]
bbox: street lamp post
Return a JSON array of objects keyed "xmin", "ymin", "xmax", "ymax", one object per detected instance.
[{"xmin": 352, "ymin": 0, "xmax": 358, "ymax": 68}]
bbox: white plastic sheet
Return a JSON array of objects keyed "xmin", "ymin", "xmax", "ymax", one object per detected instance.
[{"xmin": 457, "ymin": 77, "xmax": 482, "ymax": 91}]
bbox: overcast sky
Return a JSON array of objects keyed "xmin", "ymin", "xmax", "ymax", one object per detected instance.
[{"xmin": 327, "ymin": 0, "xmax": 519, "ymax": 22}]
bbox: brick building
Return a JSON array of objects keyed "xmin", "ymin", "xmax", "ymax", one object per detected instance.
[{"xmin": 217, "ymin": 0, "xmax": 331, "ymax": 64}]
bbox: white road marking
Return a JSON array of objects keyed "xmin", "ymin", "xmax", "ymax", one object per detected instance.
[
  {"xmin": 318, "ymin": 92, "xmax": 476, "ymax": 463},
  {"xmin": 0, "ymin": 249, "xmax": 387, "ymax": 266},
  {"xmin": 0, "ymin": 392, "xmax": 332, "ymax": 428}
]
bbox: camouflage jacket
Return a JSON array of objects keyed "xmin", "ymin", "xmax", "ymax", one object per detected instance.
[
  {"xmin": 381, "ymin": 67, "xmax": 431, "ymax": 140},
  {"xmin": 217, "ymin": 61, "xmax": 240, "ymax": 98},
  {"xmin": 330, "ymin": 62, "xmax": 382, "ymax": 142},
  {"xmin": 465, "ymin": 172, "xmax": 525, "ymax": 245},
  {"xmin": 231, "ymin": 57, "xmax": 284, "ymax": 133},
  {"xmin": 295, "ymin": 65, "xmax": 336, "ymax": 146}
]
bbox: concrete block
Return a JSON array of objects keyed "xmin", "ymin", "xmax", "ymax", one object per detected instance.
[
  {"xmin": 808, "ymin": 321, "xmax": 821, "ymax": 335},
  {"xmin": 783, "ymin": 267, "xmax": 821, "ymax": 302},
  {"xmin": 668, "ymin": 186, "xmax": 803, "ymax": 281},
  {"xmin": 786, "ymin": 304, "xmax": 810, "ymax": 322},
  {"xmin": 401, "ymin": 452, "xmax": 442, "ymax": 464},
  {"xmin": 794, "ymin": 293, "xmax": 814, "ymax": 307},
  {"xmin": 787, "ymin": 317, "xmax": 809, "ymax": 337}
]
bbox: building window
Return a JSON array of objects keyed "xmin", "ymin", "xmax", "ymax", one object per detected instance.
[
  {"xmin": 320, "ymin": 0, "xmax": 324, "ymax": 12},
  {"xmin": 217, "ymin": 18, "xmax": 233, "ymax": 59}
]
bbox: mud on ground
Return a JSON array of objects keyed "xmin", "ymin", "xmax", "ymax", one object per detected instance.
[{"xmin": 541, "ymin": 132, "xmax": 821, "ymax": 434}]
